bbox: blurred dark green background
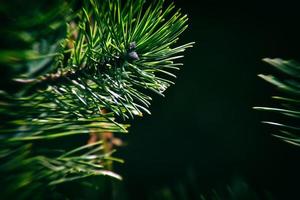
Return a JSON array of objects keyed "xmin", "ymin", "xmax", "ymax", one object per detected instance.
[{"xmin": 116, "ymin": 1, "xmax": 300, "ymax": 199}]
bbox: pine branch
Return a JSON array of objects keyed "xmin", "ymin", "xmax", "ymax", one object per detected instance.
[
  {"xmin": 14, "ymin": 0, "xmax": 194, "ymax": 119},
  {"xmin": 254, "ymin": 58, "xmax": 300, "ymax": 146},
  {"xmin": 0, "ymin": 0, "xmax": 193, "ymax": 198}
]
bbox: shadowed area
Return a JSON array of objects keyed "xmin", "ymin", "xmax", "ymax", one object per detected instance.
[{"xmin": 118, "ymin": 1, "xmax": 300, "ymax": 199}]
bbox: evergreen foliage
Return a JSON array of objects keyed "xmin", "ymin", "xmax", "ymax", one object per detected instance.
[
  {"xmin": 0, "ymin": 0, "xmax": 193, "ymax": 198},
  {"xmin": 254, "ymin": 58, "xmax": 300, "ymax": 146}
]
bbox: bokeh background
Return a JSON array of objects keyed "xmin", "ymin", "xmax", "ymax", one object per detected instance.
[{"xmin": 115, "ymin": 1, "xmax": 300, "ymax": 199}]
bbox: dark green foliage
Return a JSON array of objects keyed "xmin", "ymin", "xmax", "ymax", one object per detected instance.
[
  {"xmin": 254, "ymin": 58, "xmax": 300, "ymax": 146},
  {"xmin": 147, "ymin": 175, "xmax": 272, "ymax": 200},
  {"xmin": 0, "ymin": 0, "xmax": 192, "ymax": 198}
]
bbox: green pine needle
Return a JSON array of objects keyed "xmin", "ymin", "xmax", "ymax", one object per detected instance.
[{"xmin": 255, "ymin": 58, "xmax": 300, "ymax": 145}]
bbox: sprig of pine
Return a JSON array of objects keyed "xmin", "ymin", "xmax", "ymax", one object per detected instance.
[
  {"xmin": 254, "ymin": 58, "xmax": 300, "ymax": 146},
  {"xmin": 0, "ymin": 0, "xmax": 193, "ymax": 198}
]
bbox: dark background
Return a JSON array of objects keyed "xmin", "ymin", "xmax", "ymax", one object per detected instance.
[{"xmin": 117, "ymin": 1, "xmax": 300, "ymax": 199}]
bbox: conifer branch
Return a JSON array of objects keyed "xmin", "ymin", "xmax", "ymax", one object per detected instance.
[
  {"xmin": 0, "ymin": 0, "xmax": 193, "ymax": 198},
  {"xmin": 255, "ymin": 58, "xmax": 300, "ymax": 146}
]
